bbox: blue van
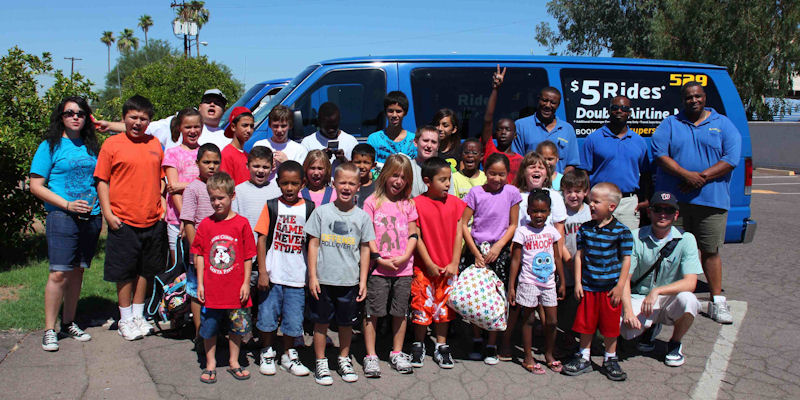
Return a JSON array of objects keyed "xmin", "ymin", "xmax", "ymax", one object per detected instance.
[
  {"xmin": 220, "ymin": 77, "xmax": 290, "ymax": 127},
  {"xmin": 244, "ymin": 55, "xmax": 755, "ymax": 243}
]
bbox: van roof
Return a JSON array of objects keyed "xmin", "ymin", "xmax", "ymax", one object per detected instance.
[{"xmin": 316, "ymin": 55, "xmax": 726, "ymax": 70}]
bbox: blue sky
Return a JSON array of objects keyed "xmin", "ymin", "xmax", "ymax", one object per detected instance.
[{"xmin": 1, "ymin": 0, "xmax": 557, "ymax": 93}]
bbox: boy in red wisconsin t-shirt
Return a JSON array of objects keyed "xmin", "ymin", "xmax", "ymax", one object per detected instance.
[{"xmin": 191, "ymin": 172, "xmax": 257, "ymax": 383}]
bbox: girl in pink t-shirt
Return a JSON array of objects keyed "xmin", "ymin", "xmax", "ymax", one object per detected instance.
[
  {"xmin": 362, "ymin": 154, "xmax": 418, "ymax": 375},
  {"xmin": 301, "ymin": 150, "xmax": 337, "ymax": 207},
  {"xmin": 162, "ymin": 108, "xmax": 202, "ymax": 266}
]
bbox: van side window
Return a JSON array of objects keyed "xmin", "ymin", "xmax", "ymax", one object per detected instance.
[
  {"xmin": 291, "ymin": 68, "xmax": 386, "ymax": 138},
  {"xmin": 410, "ymin": 67, "xmax": 549, "ymax": 138},
  {"xmin": 560, "ymin": 69, "xmax": 726, "ymax": 137}
]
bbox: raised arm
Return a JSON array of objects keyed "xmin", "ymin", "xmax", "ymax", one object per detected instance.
[{"xmin": 481, "ymin": 65, "xmax": 506, "ymax": 145}]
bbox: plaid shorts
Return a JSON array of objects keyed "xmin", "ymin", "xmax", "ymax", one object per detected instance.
[{"xmin": 516, "ymin": 282, "xmax": 558, "ymax": 308}]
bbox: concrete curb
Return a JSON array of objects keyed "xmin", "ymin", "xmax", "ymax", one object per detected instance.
[{"xmin": 754, "ymin": 168, "xmax": 795, "ymax": 176}]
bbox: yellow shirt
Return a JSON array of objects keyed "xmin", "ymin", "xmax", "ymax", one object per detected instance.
[{"xmin": 450, "ymin": 170, "xmax": 487, "ymax": 200}]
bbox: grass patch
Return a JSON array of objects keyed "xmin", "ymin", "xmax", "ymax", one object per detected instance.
[{"xmin": 0, "ymin": 237, "xmax": 117, "ymax": 331}]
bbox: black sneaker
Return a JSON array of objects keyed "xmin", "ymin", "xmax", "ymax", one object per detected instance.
[
  {"xmin": 433, "ymin": 345, "xmax": 454, "ymax": 369},
  {"xmin": 637, "ymin": 323, "xmax": 662, "ymax": 353},
  {"xmin": 410, "ymin": 342, "xmax": 425, "ymax": 368},
  {"xmin": 563, "ymin": 356, "xmax": 592, "ymax": 376},
  {"xmin": 601, "ymin": 356, "xmax": 627, "ymax": 381}
]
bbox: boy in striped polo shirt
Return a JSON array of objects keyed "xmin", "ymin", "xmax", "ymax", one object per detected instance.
[{"xmin": 564, "ymin": 182, "xmax": 633, "ymax": 381}]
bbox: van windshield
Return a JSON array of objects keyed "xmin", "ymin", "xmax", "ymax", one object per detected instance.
[
  {"xmin": 253, "ymin": 65, "xmax": 318, "ymax": 128},
  {"xmin": 220, "ymin": 82, "xmax": 266, "ymax": 127}
]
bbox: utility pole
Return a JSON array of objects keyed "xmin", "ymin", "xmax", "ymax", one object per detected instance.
[
  {"xmin": 64, "ymin": 57, "xmax": 82, "ymax": 80},
  {"xmin": 170, "ymin": 1, "xmax": 188, "ymax": 57}
]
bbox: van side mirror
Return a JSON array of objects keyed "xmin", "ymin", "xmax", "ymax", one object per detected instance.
[{"xmin": 291, "ymin": 110, "xmax": 304, "ymax": 141}]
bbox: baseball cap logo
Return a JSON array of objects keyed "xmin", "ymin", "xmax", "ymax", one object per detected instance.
[{"xmin": 661, "ymin": 193, "xmax": 671, "ymax": 201}]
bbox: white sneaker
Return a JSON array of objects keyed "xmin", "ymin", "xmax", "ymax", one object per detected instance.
[
  {"xmin": 708, "ymin": 300, "xmax": 733, "ymax": 324},
  {"xmin": 337, "ymin": 356, "xmax": 358, "ymax": 383},
  {"xmin": 132, "ymin": 316, "xmax": 155, "ymax": 336},
  {"xmin": 42, "ymin": 329, "xmax": 59, "ymax": 351},
  {"xmin": 118, "ymin": 319, "xmax": 144, "ymax": 341},
  {"xmin": 61, "ymin": 322, "xmax": 91, "ymax": 342},
  {"xmin": 259, "ymin": 347, "xmax": 277, "ymax": 375},
  {"xmin": 281, "ymin": 349, "xmax": 310, "ymax": 376},
  {"xmin": 314, "ymin": 358, "xmax": 333, "ymax": 386},
  {"xmin": 389, "ymin": 352, "xmax": 413, "ymax": 374}
]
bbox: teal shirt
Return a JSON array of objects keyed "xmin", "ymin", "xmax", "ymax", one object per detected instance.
[{"xmin": 629, "ymin": 226, "xmax": 703, "ymax": 297}]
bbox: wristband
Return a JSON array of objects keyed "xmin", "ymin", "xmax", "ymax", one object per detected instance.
[
  {"xmin": 370, "ymin": 252, "xmax": 380, "ymax": 260},
  {"xmin": 408, "ymin": 233, "xmax": 419, "ymax": 240}
]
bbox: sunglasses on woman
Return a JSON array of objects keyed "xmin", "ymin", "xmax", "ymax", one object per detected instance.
[{"xmin": 61, "ymin": 110, "xmax": 87, "ymax": 119}]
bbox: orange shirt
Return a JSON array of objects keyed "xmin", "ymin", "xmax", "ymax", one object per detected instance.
[{"xmin": 94, "ymin": 132, "xmax": 164, "ymax": 227}]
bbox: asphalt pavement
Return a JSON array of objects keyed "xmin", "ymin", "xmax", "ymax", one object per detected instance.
[{"xmin": 1, "ymin": 170, "xmax": 798, "ymax": 399}]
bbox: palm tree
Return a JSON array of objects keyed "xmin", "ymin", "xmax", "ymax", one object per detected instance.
[
  {"xmin": 138, "ymin": 15, "xmax": 153, "ymax": 47},
  {"xmin": 116, "ymin": 28, "xmax": 139, "ymax": 55},
  {"xmin": 100, "ymin": 31, "xmax": 114, "ymax": 73}
]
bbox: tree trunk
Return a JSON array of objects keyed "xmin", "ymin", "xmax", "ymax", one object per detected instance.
[
  {"xmin": 144, "ymin": 31, "xmax": 148, "ymax": 47},
  {"xmin": 196, "ymin": 33, "xmax": 200, "ymax": 57},
  {"xmin": 107, "ymin": 46, "xmax": 110, "ymax": 74}
]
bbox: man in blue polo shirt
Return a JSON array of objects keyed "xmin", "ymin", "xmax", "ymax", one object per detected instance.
[
  {"xmin": 512, "ymin": 87, "xmax": 579, "ymax": 173},
  {"xmin": 580, "ymin": 96, "xmax": 651, "ymax": 229},
  {"xmin": 651, "ymin": 82, "xmax": 741, "ymax": 325}
]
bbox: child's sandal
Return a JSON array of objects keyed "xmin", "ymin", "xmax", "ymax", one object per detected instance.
[
  {"xmin": 523, "ymin": 362, "xmax": 546, "ymax": 375},
  {"xmin": 200, "ymin": 369, "xmax": 216, "ymax": 384},
  {"xmin": 546, "ymin": 360, "xmax": 563, "ymax": 373}
]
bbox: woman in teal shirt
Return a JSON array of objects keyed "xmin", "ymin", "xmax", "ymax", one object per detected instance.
[{"xmin": 30, "ymin": 96, "xmax": 102, "ymax": 352}]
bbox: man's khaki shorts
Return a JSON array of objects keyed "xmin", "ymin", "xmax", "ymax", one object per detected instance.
[{"xmin": 675, "ymin": 203, "xmax": 727, "ymax": 254}]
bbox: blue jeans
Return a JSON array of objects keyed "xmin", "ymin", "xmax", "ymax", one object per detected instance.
[
  {"xmin": 45, "ymin": 210, "xmax": 102, "ymax": 272},
  {"xmin": 256, "ymin": 284, "xmax": 305, "ymax": 337}
]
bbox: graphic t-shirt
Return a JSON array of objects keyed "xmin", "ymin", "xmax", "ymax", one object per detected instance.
[
  {"xmin": 30, "ymin": 138, "xmax": 100, "ymax": 215},
  {"xmin": 363, "ymin": 195, "xmax": 418, "ymax": 277},
  {"xmin": 180, "ymin": 179, "xmax": 214, "ymax": 225},
  {"xmin": 253, "ymin": 200, "xmax": 309, "ymax": 287},
  {"xmin": 305, "ymin": 203, "xmax": 376, "ymax": 286},
  {"xmin": 366, "ymin": 130, "xmax": 417, "ymax": 166},
  {"xmin": 483, "ymin": 140, "xmax": 522, "ymax": 184},
  {"xmin": 413, "ymin": 194, "xmax": 466, "ymax": 270},
  {"xmin": 465, "ymin": 184, "xmax": 522, "ymax": 244},
  {"xmin": 232, "ymin": 180, "xmax": 281, "ymax": 243},
  {"xmin": 162, "ymin": 145, "xmax": 199, "ymax": 225},
  {"xmin": 449, "ymin": 170, "xmax": 486, "ymax": 200},
  {"xmin": 513, "ymin": 224, "xmax": 562, "ymax": 288},
  {"xmin": 563, "ymin": 204, "xmax": 591, "ymax": 286},
  {"xmin": 93, "ymin": 132, "xmax": 164, "ymax": 227},
  {"xmin": 220, "ymin": 144, "xmax": 250, "ymax": 185},
  {"xmin": 191, "ymin": 214, "xmax": 257, "ymax": 308}
]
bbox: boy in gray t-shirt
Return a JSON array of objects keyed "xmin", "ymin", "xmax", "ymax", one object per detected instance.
[{"xmin": 306, "ymin": 163, "xmax": 375, "ymax": 386}]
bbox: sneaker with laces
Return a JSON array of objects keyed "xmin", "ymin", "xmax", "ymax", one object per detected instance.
[
  {"xmin": 390, "ymin": 352, "xmax": 413, "ymax": 374},
  {"xmin": 664, "ymin": 341, "xmax": 685, "ymax": 367},
  {"xmin": 42, "ymin": 329, "xmax": 59, "ymax": 351},
  {"xmin": 337, "ymin": 356, "xmax": 358, "ymax": 382},
  {"xmin": 61, "ymin": 322, "xmax": 91, "ymax": 342},
  {"xmin": 363, "ymin": 355, "xmax": 381, "ymax": 378},
  {"xmin": 117, "ymin": 319, "xmax": 144, "ymax": 341},
  {"xmin": 314, "ymin": 358, "xmax": 333, "ymax": 386},
  {"xmin": 468, "ymin": 339, "xmax": 483, "ymax": 361},
  {"xmin": 280, "ymin": 349, "xmax": 310, "ymax": 376},
  {"xmin": 433, "ymin": 344, "xmax": 454, "ymax": 369},
  {"xmin": 132, "ymin": 316, "xmax": 155, "ymax": 337},
  {"xmin": 563, "ymin": 356, "xmax": 592, "ymax": 376},
  {"xmin": 410, "ymin": 342, "xmax": 425, "ymax": 368},
  {"xmin": 484, "ymin": 345, "xmax": 499, "ymax": 365},
  {"xmin": 259, "ymin": 347, "xmax": 277, "ymax": 375},
  {"xmin": 709, "ymin": 300, "xmax": 733, "ymax": 324},
  {"xmin": 637, "ymin": 323, "xmax": 662, "ymax": 353},
  {"xmin": 601, "ymin": 356, "xmax": 627, "ymax": 381}
]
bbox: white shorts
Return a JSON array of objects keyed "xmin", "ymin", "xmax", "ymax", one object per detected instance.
[
  {"xmin": 516, "ymin": 282, "xmax": 558, "ymax": 308},
  {"xmin": 620, "ymin": 292, "xmax": 700, "ymax": 340},
  {"xmin": 167, "ymin": 223, "xmax": 180, "ymax": 251},
  {"xmin": 613, "ymin": 194, "xmax": 640, "ymax": 230}
]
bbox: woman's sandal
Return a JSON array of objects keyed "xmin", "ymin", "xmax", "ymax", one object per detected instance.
[
  {"xmin": 523, "ymin": 361, "xmax": 546, "ymax": 375},
  {"xmin": 199, "ymin": 370, "xmax": 216, "ymax": 384},
  {"xmin": 227, "ymin": 367, "xmax": 251, "ymax": 380},
  {"xmin": 546, "ymin": 360, "xmax": 563, "ymax": 373}
]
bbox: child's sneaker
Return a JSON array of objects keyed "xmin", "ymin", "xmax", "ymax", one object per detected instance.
[
  {"xmin": 468, "ymin": 339, "xmax": 483, "ymax": 361},
  {"xmin": 390, "ymin": 352, "xmax": 413, "ymax": 374},
  {"xmin": 337, "ymin": 356, "xmax": 358, "ymax": 383},
  {"xmin": 637, "ymin": 323, "xmax": 662, "ymax": 353},
  {"xmin": 60, "ymin": 322, "xmax": 91, "ymax": 342},
  {"xmin": 410, "ymin": 342, "xmax": 425, "ymax": 368},
  {"xmin": 117, "ymin": 319, "xmax": 143, "ymax": 341},
  {"xmin": 433, "ymin": 344, "xmax": 454, "ymax": 369},
  {"xmin": 708, "ymin": 300, "xmax": 733, "ymax": 324},
  {"xmin": 601, "ymin": 356, "xmax": 627, "ymax": 381},
  {"xmin": 132, "ymin": 316, "xmax": 155, "ymax": 337},
  {"xmin": 314, "ymin": 358, "xmax": 333, "ymax": 386},
  {"xmin": 280, "ymin": 348, "xmax": 310, "ymax": 376},
  {"xmin": 259, "ymin": 347, "xmax": 277, "ymax": 375},
  {"xmin": 484, "ymin": 345, "xmax": 499, "ymax": 365},
  {"xmin": 42, "ymin": 329, "xmax": 59, "ymax": 351},
  {"xmin": 664, "ymin": 341, "xmax": 685, "ymax": 367},
  {"xmin": 363, "ymin": 355, "xmax": 381, "ymax": 378},
  {"xmin": 563, "ymin": 356, "xmax": 592, "ymax": 376}
]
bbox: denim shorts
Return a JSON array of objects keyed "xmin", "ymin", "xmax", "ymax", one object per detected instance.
[
  {"xmin": 198, "ymin": 307, "xmax": 251, "ymax": 339},
  {"xmin": 256, "ymin": 284, "xmax": 305, "ymax": 337},
  {"xmin": 45, "ymin": 210, "xmax": 102, "ymax": 272}
]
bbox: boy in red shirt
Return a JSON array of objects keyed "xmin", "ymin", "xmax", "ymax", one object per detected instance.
[
  {"xmin": 191, "ymin": 172, "xmax": 257, "ymax": 383},
  {"xmin": 481, "ymin": 66, "xmax": 522, "ymax": 183},
  {"xmin": 409, "ymin": 157, "xmax": 466, "ymax": 369},
  {"xmin": 220, "ymin": 107, "xmax": 254, "ymax": 184}
]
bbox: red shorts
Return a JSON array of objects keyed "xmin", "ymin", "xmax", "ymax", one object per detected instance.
[
  {"xmin": 410, "ymin": 267, "xmax": 456, "ymax": 325},
  {"xmin": 572, "ymin": 291, "xmax": 621, "ymax": 338}
]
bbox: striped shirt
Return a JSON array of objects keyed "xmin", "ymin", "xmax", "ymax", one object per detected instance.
[{"xmin": 576, "ymin": 218, "xmax": 633, "ymax": 292}]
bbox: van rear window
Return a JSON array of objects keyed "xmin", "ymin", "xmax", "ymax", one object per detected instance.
[
  {"xmin": 411, "ymin": 67, "xmax": 549, "ymax": 138},
  {"xmin": 560, "ymin": 68, "xmax": 725, "ymax": 137}
]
